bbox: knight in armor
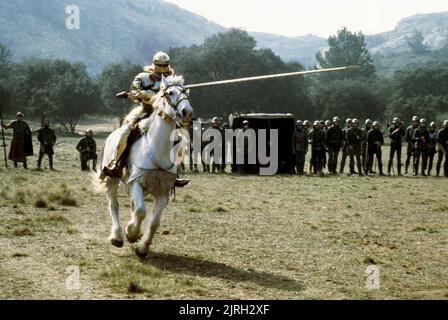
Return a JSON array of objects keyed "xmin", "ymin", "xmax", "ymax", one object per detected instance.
[{"xmin": 101, "ymin": 52, "xmax": 188, "ymax": 187}]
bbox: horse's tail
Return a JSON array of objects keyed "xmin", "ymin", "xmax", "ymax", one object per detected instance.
[{"xmin": 91, "ymin": 143, "xmax": 107, "ymax": 193}]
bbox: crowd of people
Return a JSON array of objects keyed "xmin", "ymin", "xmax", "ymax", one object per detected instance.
[
  {"xmin": 292, "ymin": 117, "xmax": 448, "ymax": 177},
  {"xmin": 2, "ymin": 112, "xmax": 448, "ymax": 178},
  {"xmin": 1, "ymin": 112, "xmax": 98, "ymax": 171}
]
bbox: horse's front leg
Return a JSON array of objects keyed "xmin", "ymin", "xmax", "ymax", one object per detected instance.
[
  {"xmin": 135, "ymin": 194, "xmax": 169, "ymax": 258},
  {"xmin": 126, "ymin": 181, "xmax": 147, "ymax": 243},
  {"xmin": 106, "ymin": 181, "xmax": 125, "ymax": 248}
]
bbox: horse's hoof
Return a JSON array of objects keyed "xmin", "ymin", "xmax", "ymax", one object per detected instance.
[
  {"xmin": 111, "ymin": 239, "xmax": 124, "ymax": 248},
  {"xmin": 126, "ymin": 233, "xmax": 143, "ymax": 244},
  {"xmin": 134, "ymin": 247, "xmax": 148, "ymax": 259}
]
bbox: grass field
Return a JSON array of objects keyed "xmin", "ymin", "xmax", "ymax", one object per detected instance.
[{"xmin": 0, "ymin": 122, "xmax": 447, "ymax": 299}]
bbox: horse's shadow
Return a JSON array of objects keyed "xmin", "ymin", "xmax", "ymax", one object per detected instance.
[{"xmin": 142, "ymin": 252, "xmax": 304, "ymax": 292}]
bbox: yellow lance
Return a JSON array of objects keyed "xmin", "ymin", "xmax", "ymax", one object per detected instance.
[
  {"xmin": 116, "ymin": 66, "xmax": 359, "ymax": 98},
  {"xmin": 183, "ymin": 66, "xmax": 359, "ymax": 90}
]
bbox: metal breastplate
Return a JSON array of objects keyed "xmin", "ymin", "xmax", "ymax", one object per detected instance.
[{"xmin": 140, "ymin": 73, "xmax": 161, "ymax": 92}]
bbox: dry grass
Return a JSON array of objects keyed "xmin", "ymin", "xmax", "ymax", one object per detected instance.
[{"xmin": 0, "ymin": 125, "xmax": 447, "ymax": 300}]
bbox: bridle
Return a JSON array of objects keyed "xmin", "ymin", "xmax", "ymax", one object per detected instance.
[{"xmin": 163, "ymin": 84, "xmax": 189, "ymax": 111}]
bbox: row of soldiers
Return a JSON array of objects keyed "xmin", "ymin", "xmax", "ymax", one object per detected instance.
[
  {"xmin": 293, "ymin": 117, "xmax": 448, "ymax": 177},
  {"xmin": 1, "ymin": 112, "xmax": 98, "ymax": 171}
]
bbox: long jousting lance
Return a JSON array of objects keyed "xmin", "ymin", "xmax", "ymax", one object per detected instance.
[
  {"xmin": 183, "ymin": 65, "xmax": 358, "ymax": 89},
  {"xmin": 0, "ymin": 98, "xmax": 8, "ymax": 168},
  {"xmin": 116, "ymin": 65, "xmax": 359, "ymax": 98}
]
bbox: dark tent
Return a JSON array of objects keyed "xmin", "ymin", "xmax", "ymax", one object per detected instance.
[{"xmin": 229, "ymin": 113, "xmax": 295, "ymax": 174}]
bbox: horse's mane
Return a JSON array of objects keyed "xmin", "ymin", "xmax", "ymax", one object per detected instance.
[{"xmin": 139, "ymin": 75, "xmax": 185, "ymax": 131}]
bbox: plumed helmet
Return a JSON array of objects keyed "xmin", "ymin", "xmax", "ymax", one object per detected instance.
[
  {"xmin": 314, "ymin": 120, "xmax": 320, "ymax": 127},
  {"xmin": 430, "ymin": 122, "xmax": 437, "ymax": 128},
  {"xmin": 296, "ymin": 120, "xmax": 303, "ymax": 126},
  {"xmin": 373, "ymin": 121, "xmax": 380, "ymax": 127},
  {"xmin": 412, "ymin": 116, "xmax": 419, "ymax": 122},
  {"xmin": 152, "ymin": 51, "xmax": 170, "ymax": 74},
  {"xmin": 333, "ymin": 117, "xmax": 340, "ymax": 123},
  {"xmin": 365, "ymin": 119, "xmax": 372, "ymax": 125}
]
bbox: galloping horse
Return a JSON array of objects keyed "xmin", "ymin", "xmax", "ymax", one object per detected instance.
[{"xmin": 97, "ymin": 75, "xmax": 193, "ymax": 258}]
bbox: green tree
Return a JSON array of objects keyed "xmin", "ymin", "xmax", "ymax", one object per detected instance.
[
  {"xmin": 169, "ymin": 29, "xmax": 312, "ymax": 119},
  {"xmin": 0, "ymin": 43, "xmax": 11, "ymax": 109},
  {"xmin": 312, "ymin": 79, "xmax": 386, "ymax": 121},
  {"xmin": 9, "ymin": 59, "xmax": 100, "ymax": 133},
  {"xmin": 96, "ymin": 61, "xmax": 142, "ymax": 123},
  {"xmin": 316, "ymin": 27, "xmax": 376, "ymax": 79},
  {"xmin": 386, "ymin": 67, "xmax": 448, "ymax": 121}
]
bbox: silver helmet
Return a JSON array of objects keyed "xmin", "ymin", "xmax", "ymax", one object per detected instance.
[{"xmin": 152, "ymin": 51, "xmax": 170, "ymax": 74}]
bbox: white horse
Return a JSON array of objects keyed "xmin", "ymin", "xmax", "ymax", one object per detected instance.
[{"xmin": 97, "ymin": 75, "xmax": 193, "ymax": 258}]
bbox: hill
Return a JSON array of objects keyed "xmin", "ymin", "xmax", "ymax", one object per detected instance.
[{"xmin": 1, "ymin": 1, "xmax": 447, "ymax": 75}]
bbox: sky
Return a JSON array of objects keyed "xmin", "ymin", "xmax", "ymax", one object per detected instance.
[{"xmin": 165, "ymin": 0, "xmax": 448, "ymax": 37}]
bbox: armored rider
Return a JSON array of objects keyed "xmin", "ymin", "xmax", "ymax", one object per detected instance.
[{"xmin": 102, "ymin": 52, "xmax": 189, "ymax": 187}]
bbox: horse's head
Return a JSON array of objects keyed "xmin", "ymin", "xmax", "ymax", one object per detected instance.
[{"xmin": 159, "ymin": 75, "xmax": 193, "ymax": 126}]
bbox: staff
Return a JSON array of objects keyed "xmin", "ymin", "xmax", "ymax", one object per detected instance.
[{"xmin": 0, "ymin": 99, "xmax": 8, "ymax": 168}]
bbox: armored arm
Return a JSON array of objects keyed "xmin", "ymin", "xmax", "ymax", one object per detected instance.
[{"xmin": 129, "ymin": 72, "xmax": 157, "ymax": 102}]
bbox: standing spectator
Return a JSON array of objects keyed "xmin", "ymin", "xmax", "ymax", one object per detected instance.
[
  {"xmin": 361, "ymin": 119, "xmax": 372, "ymax": 174},
  {"xmin": 1, "ymin": 112, "xmax": 33, "ymax": 169},
  {"xmin": 346, "ymin": 119, "xmax": 363, "ymax": 176},
  {"xmin": 366, "ymin": 121, "xmax": 385, "ymax": 176},
  {"xmin": 221, "ymin": 122, "xmax": 230, "ymax": 173},
  {"xmin": 309, "ymin": 121, "xmax": 326, "ymax": 176},
  {"xmin": 436, "ymin": 120, "xmax": 448, "ymax": 177},
  {"xmin": 387, "ymin": 117, "xmax": 405, "ymax": 176},
  {"xmin": 292, "ymin": 120, "xmax": 308, "ymax": 175},
  {"xmin": 76, "ymin": 129, "xmax": 97, "ymax": 172},
  {"xmin": 37, "ymin": 118, "xmax": 57, "ymax": 170},
  {"xmin": 339, "ymin": 118, "xmax": 352, "ymax": 174},
  {"xmin": 405, "ymin": 116, "xmax": 420, "ymax": 175},
  {"xmin": 326, "ymin": 117, "xmax": 344, "ymax": 175},
  {"xmin": 210, "ymin": 117, "xmax": 223, "ymax": 174},
  {"xmin": 414, "ymin": 118, "xmax": 429, "ymax": 176},
  {"xmin": 425, "ymin": 122, "xmax": 438, "ymax": 176}
]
